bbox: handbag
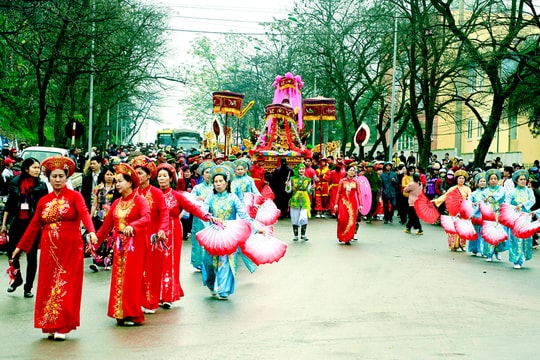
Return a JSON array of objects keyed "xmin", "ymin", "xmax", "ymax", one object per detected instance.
[{"xmin": 0, "ymin": 232, "xmax": 8, "ymax": 251}]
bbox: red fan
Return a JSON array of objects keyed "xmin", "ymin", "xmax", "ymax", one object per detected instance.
[
  {"xmin": 513, "ymin": 213, "xmax": 540, "ymax": 239},
  {"xmin": 414, "ymin": 192, "xmax": 440, "ymax": 224},
  {"xmin": 182, "ymin": 191, "xmax": 204, "ymax": 208},
  {"xmin": 253, "ymin": 221, "xmax": 274, "ymax": 236},
  {"xmin": 260, "ymin": 185, "xmax": 275, "ymax": 201},
  {"xmin": 454, "ymin": 218, "xmax": 477, "ymax": 240},
  {"xmin": 479, "ymin": 201, "xmax": 496, "ymax": 221},
  {"xmin": 460, "ymin": 199, "xmax": 475, "ymax": 220},
  {"xmin": 499, "ymin": 203, "xmax": 520, "ymax": 228},
  {"xmin": 255, "ymin": 199, "xmax": 281, "ymax": 225},
  {"xmin": 196, "ymin": 220, "xmax": 251, "ymax": 256},
  {"xmin": 243, "ymin": 193, "xmax": 258, "ymax": 218},
  {"xmin": 440, "ymin": 215, "xmax": 457, "ymax": 234},
  {"xmin": 445, "ymin": 188, "xmax": 463, "ymax": 216},
  {"xmin": 471, "ymin": 215, "xmax": 483, "ymax": 226},
  {"xmin": 241, "ymin": 233, "xmax": 288, "ymax": 266},
  {"xmin": 481, "ymin": 220, "xmax": 508, "ymax": 245}
]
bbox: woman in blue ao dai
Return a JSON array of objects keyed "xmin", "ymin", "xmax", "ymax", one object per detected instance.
[
  {"xmin": 469, "ymin": 172, "xmax": 486, "ymax": 256},
  {"xmin": 505, "ymin": 170, "xmax": 536, "ymax": 269},
  {"xmin": 231, "ymin": 159, "xmax": 260, "ymax": 201},
  {"xmin": 481, "ymin": 169, "xmax": 507, "ymax": 261},
  {"xmin": 201, "ymin": 165, "xmax": 257, "ymax": 300},
  {"xmin": 190, "ymin": 162, "xmax": 215, "ymax": 271}
]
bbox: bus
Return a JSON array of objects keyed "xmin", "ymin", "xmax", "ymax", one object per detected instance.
[
  {"xmin": 156, "ymin": 128, "xmax": 201, "ymax": 150},
  {"xmin": 156, "ymin": 129, "xmax": 174, "ymax": 148},
  {"xmin": 173, "ymin": 128, "xmax": 201, "ymax": 151}
]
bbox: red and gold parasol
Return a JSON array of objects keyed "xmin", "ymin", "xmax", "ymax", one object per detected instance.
[
  {"xmin": 212, "ymin": 91, "xmax": 245, "ymax": 156},
  {"xmin": 303, "ymin": 96, "xmax": 336, "ymax": 159}
]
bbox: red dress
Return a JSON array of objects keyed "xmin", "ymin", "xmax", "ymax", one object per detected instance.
[
  {"xmin": 335, "ymin": 178, "xmax": 362, "ymax": 243},
  {"xmin": 18, "ymin": 188, "xmax": 95, "ymax": 334},
  {"xmin": 137, "ymin": 185, "xmax": 169, "ymax": 311},
  {"xmin": 326, "ymin": 168, "xmax": 345, "ymax": 215},
  {"xmin": 250, "ymin": 163, "xmax": 266, "ymax": 192},
  {"xmin": 160, "ymin": 188, "xmax": 208, "ymax": 303},
  {"xmin": 96, "ymin": 192, "xmax": 150, "ymax": 323}
]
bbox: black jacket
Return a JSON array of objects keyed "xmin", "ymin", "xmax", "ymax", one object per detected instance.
[
  {"xmin": 81, "ymin": 170, "xmax": 104, "ymax": 210},
  {"xmin": 4, "ymin": 175, "xmax": 49, "ymax": 223}
]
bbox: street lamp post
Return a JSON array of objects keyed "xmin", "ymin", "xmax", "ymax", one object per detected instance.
[{"xmin": 388, "ymin": 16, "xmax": 398, "ymax": 161}]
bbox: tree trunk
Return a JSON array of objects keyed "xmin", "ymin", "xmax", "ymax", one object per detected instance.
[{"xmin": 473, "ymin": 98, "xmax": 504, "ymax": 168}]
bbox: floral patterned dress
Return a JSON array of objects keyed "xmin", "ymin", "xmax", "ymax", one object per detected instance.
[
  {"xmin": 18, "ymin": 188, "xmax": 95, "ymax": 334},
  {"xmin": 96, "ymin": 192, "xmax": 150, "ymax": 324},
  {"xmin": 335, "ymin": 177, "xmax": 362, "ymax": 243}
]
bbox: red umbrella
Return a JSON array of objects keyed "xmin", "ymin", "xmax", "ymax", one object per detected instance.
[
  {"xmin": 445, "ymin": 188, "xmax": 463, "ymax": 216},
  {"xmin": 241, "ymin": 233, "xmax": 288, "ymax": 266},
  {"xmin": 196, "ymin": 220, "xmax": 251, "ymax": 256},
  {"xmin": 414, "ymin": 192, "xmax": 440, "ymax": 224},
  {"xmin": 482, "ymin": 220, "xmax": 508, "ymax": 245}
]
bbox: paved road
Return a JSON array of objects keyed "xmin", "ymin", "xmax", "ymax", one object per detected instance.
[{"xmin": 1, "ymin": 217, "xmax": 539, "ymax": 360}]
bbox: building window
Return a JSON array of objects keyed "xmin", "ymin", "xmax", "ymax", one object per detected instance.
[
  {"xmin": 467, "ymin": 117, "xmax": 473, "ymax": 140},
  {"xmin": 476, "ymin": 119, "xmax": 483, "ymax": 138},
  {"xmin": 509, "ymin": 113, "xmax": 518, "ymax": 140},
  {"xmin": 467, "ymin": 64, "xmax": 477, "ymax": 93}
]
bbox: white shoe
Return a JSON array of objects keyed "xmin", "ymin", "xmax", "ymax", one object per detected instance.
[
  {"xmin": 142, "ymin": 307, "xmax": 156, "ymax": 314},
  {"xmin": 513, "ymin": 264, "xmax": 521, "ymax": 269},
  {"xmin": 217, "ymin": 295, "xmax": 229, "ymax": 300},
  {"xmin": 485, "ymin": 257, "xmax": 492, "ymax": 262},
  {"xmin": 53, "ymin": 332, "xmax": 66, "ymax": 341},
  {"xmin": 495, "ymin": 253, "xmax": 502, "ymax": 261}
]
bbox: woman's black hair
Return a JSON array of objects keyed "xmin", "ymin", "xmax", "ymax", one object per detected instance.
[
  {"xmin": 413, "ymin": 172, "xmax": 421, "ymax": 182},
  {"xmin": 212, "ymin": 173, "xmax": 231, "ymax": 194},
  {"xmin": 345, "ymin": 164, "xmax": 356, "ymax": 172},
  {"xmin": 97, "ymin": 165, "xmax": 116, "ymax": 184},
  {"xmin": 20, "ymin": 157, "xmax": 40, "ymax": 179}
]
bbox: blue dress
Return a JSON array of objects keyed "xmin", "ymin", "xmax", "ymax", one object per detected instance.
[
  {"xmin": 191, "ymin": 181, "xmax": 214, "ymax": 270},
  {"xmin": 201, "ymin": 191, "xmax": 254, "ymax": 298},
  {"xmin": 469, "ymin": 187, "xmax": 485, "ymax": 254},
  {"xmin": 505, "ymin": 186, "xmax": 535, "ymax": 266},
  {"xmin": 481, "ymin": 185, "xmax": 507, "ymax": 258},
  {"xmin": 231, "ymin": 174, "xmax": 261, "ymax": 202}
]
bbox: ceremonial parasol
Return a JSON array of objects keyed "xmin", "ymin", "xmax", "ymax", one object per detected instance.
[
  {"xmin": 354, "ymin": 123, "xmax": 370, "ymax": 161},
  {"xmin": 303, "ymin": 96, "xmax": 336, "ymax": 158},
  {"xmin": 212, "ymin": 91, "xmax": 244, "ymax": 156}
]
